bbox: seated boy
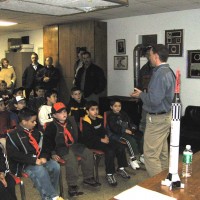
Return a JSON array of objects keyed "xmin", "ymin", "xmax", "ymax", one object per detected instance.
[
  {"xmin": 38, "ymin": 89, "xmax": 58, "ymax": 128},
  {"xmin": 44, "ymin": 102, "xmax": 99, "ymax": 197},
  {"xmin": 28, "ymin": 85, "xmax": 45, "ymax": 112},
  {"xmin": 7, "ymin": 87, "xmax": 24, "ymax": 111},
  {"xmin": 0, "ymin": 137, "xmax": 17, "ymax": 200},
  {"xmin": 10, "ymin": 96, "xmax": 26, "ymax": 126},
  {"xmin": 68, "ymin": 87, "xmax": 87, "ymax": 124},
  {"xmin": 0, "ymin": 80, "xmax": 12, "ymax": 104},
  {"xmin": 6, "ymin": 107, "xmax": 63, "ymax": 200},
  {"xmin": 81, "ymin": 101, "xmax": 130, "ymax": 187},
  {"xmin": 0, "ymin": 98, "xmax": 16, "ymax": 135},
  {"xmin": 107, "ymin": 98, "xmax": 144, "ymax": 170}
]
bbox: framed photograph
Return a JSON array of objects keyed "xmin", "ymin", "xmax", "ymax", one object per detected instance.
[
  {"xmin": 116, "ymin": 39, "xmax": 126, "ymax": 54},
  {"xmin": 114, "ymin": 56, "xmax": 128, "ymax": 70},
  {"xmin": 187, "ymin": 50, "xmax": 200, "ymax": 78},
  {"xmin": 165, "ymin": 29, "xmax": 183, "ymax": 57}
]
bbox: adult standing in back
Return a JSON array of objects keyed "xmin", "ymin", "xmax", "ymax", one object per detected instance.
[
  {"xmin": 0, "ymin": 58, "xmax": 16, "ymax": 93},
  {"xmin": 22, "ymin": 52, "xmax": 43, "ymax": 100},
  {"xmin": 36, "ymin": 56, "xmax": 60, "ymax": 91},
  {"xmin": 74, "ymin": 51, "xmax": 106, "ymax": 102}
]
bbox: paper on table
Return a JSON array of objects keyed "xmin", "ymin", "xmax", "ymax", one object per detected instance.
[{"xmin": 114, "ymin": 185, "xmax": 176, "ymax": 200}]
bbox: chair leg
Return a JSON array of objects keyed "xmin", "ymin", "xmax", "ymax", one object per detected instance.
[
  {"xmin": 20, "ymin": 180, "xmax": 26, "ymax": 200},
  {"xmin": 59, "ymin": 168, "xmax": 64, "ymax": 197},
  {"xmin": 93, "ymin": 154, "xmax": 102, "ymax": 183}
]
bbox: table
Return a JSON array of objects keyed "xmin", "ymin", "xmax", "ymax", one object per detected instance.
[{"xmin": 112, "ymin": 151, "xmax": 200, "ymax": 200}]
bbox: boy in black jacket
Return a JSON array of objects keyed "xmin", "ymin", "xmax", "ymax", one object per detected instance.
[
  {"xmin": 44, "ymin": 102, "xmax": 98, "ymax": 198},
  {"xmin": 81, "ymin": 101, "xmax": 130, "ymax": 187},
  {"xmin": 0, "ymin": 137, "xmax": 17, "ymax": 200},
  {"xmin": 6, "ymin": 108, "xmax": 63, "ymax": 200},
  {"xmin": 107, "ymin": 98, "xmax": 144, "ymax": 170},
  {"xmin": 68, "ymin": 87, "xmax": 87, "ymax": 124}
]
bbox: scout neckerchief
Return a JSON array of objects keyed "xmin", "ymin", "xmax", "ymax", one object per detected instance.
[
  {"xmin": 56, "ymin": 121, "xmax": 74, "ymax": 147},
  {"xmin": 23, "ymin": 129, "xmax": 41, "ymax": 158}
]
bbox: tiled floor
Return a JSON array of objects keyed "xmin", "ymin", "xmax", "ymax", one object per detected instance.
[{"xmin": 16, "ymin": 161, "xmax": 149, "ymax": 200}]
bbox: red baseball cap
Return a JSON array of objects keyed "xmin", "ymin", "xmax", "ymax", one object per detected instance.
[{"xmin": 51, "ymin": 102, "xmax": 66, "ymax": 114}]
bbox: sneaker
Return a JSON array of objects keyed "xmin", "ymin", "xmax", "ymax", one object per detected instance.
[
  {"xmin": 129, "ymin": 158, "xmax": 140, "ymax": 170},
  {"xmin": 56, "ymin": 197, "xmax": 64, "ymax": 200},
  {"xmin": 68, "ymin": 185, "xmax": 84, "ymax": 197},
  {"xmin": 116, "ymin": 168, "xmax": 130, "ymax": 179},
  {"xmin": 139, "ymin": 154, "xmax": 145, "ymax": 164},
  {"xmin": 106, "ymin": 174, "xmax": 117, "ymax": 186},
  {"xmin": 83, "ymin": 177, "xmax": 100, "ymax": 187}
]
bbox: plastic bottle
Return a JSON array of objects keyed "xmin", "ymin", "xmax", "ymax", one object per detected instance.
[{"xmin": 182, "ymin": 145, "xmax": 193, "ymax": 177}]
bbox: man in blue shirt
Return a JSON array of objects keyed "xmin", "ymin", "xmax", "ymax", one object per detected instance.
[{"xmin": 131, "ymin": 44, "xmax": 175, "ymax": 177}]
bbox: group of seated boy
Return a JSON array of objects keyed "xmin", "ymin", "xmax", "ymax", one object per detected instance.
[{"xmin": 0, "ymin": 84, "xmax": 144, "ymax": 200}]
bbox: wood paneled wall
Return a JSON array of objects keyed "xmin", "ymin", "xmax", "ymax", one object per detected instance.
[
  {"xmin": 43, "ymin": 25, "xmax": 59, "ymax": 67},
  {"xmin": 43, "ymin": 20, "xmax": 107, "ymax": 103}
]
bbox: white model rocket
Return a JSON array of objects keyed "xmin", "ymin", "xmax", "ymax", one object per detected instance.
[{"xmin": 161, "ymin": 69, "xmax": 184, "ymax": 189}]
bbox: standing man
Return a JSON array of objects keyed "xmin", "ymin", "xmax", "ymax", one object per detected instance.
[
  {"xmin": 36, "ymin": 56, "xmax": 60, "ymax": 91},
  {"xmin": 131, "ymin": 44, "xmax": 175, "ymax": 177},
  {"xmin": 22, "ymin": 53, "xmax": 43, "ymax": 100},
  {"xmin": 74, "ymin": 51, "xmax": 106, "ymax": 102}
]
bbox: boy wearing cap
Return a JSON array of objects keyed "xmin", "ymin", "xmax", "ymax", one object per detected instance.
[
  {"xmin": 6, "ymin": 107, "xmax": 63, "ymax": 200},
  {"xmin": 10, "ymin": 96, "xmax": 26, "ymax": 126},
  {"xmin": 44, "ymin": 102, "xmax": 99, "ymax": 197},
  {"xmin": 7, "ymin": 87, "xmax": 24, "ymax": 111}
]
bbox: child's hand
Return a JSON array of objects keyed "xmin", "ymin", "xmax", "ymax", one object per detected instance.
[
  {"xmin": 125, "ymin": 129, "xmax": 133, "ymax": 135},
  {"xmin": 101, "ymin": 136, "xmax": 109, "ymax": 144},
  {"xmin": 40, "ymin": 158, "xmax": 47, "ymax": 164},
  {"xmin": 36, "ymin": 159, "xmax": 42, "ymax": 165},
  {"xmin": 43, "ymin": 76, "xmax": 50, "ymax": 82},
  {"xmin": 0, "ymin": 172, "xmax": 7, "ymax": 187},
  {"xmin": 52, "ymin": 155, "xmax": 60, "ymax": 162}
]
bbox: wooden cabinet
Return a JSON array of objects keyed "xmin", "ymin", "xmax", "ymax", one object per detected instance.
[
  {"xmin": 43, "ymin": 20, "xmax": 107, "ymax": 103},
  {"xmin": 6, "ymin": 52, "xmax": 32, "ymax": 87}
]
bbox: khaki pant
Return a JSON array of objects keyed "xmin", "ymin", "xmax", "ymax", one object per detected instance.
[{"xmin": 144, "ymin": 112, "xmax": 171, "ymax": 177}]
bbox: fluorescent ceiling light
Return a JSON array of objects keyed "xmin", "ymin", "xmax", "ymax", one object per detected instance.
[
  {"xmin": 0, "ymin": 0, "xmax": 127, "ymax": 16},
  {"xmin": 0, "ymin": 21, "xmax": 17, "ymax": 26}
]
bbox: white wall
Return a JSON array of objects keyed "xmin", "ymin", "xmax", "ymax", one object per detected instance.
[
  {"xmin": 106, "ymin": 9, "xmax": 200, "ymax": 112},
  {"xmin": 0, "ymin": 29, "xmax": 43, "ymax": 63}
]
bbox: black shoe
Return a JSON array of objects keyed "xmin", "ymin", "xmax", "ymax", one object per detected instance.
[
  {"xmin": 68, "ymin": 185, "xmax": 84, "ymax": 197},
  {"xmin": 116, "ymin": 168, "xmax": 131, "ymax": 179},
  {"xmin": 106, "ymin": 174, "xmax": 117, "ymax": 186},
  {"xmin": 83, "ymin": 177, "xmax": 100, "ymax": 187}
]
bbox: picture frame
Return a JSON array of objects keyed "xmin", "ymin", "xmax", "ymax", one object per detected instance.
[
  {"xmin": 187, "ymin": 50, "xmax": 200, "ymax": 78},
  {"xmin": 116, "ymin": 39, "xmax": 126, "ymax": 54},
  {"xmin": 114, "ymin": 56, "xmax": 128, "ymax": 70},
  {"xmin": 165, "ymin": 29, "xmax": 183, "ymax": 57}
]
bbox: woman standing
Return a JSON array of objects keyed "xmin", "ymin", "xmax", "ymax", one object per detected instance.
[{"xmin": 0, "ymin": 58, "xmax": 16, "ymax": 92}]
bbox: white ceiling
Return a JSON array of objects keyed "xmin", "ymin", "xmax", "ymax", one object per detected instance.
[{"xmin": 1, "ymin": 0, "xmax": 200, "ymax": 36}]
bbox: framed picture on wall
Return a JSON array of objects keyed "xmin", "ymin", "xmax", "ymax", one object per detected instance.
[
  {"xmin": 187, "ymin": 50, "xmax": 200, "ymax": 78},
  {"xmin": 116, "ymin": 39, "xmax": 126, "ymax": 54},
  {"xmin": 165, "ymin": 29, "xmax": 183, "ymax": 57},
  {"xmin": 114, "ymin": 56, "xmax": 128, "ymax": 70}
]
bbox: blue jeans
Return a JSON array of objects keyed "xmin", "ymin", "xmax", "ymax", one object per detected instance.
[{"xmin": 24, "ymin": 159, "xmax": 60, "ymax": 200}]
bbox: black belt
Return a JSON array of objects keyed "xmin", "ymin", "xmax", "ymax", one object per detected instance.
[{"xmin": 148, "ymin": 112, "xmax": 167, "ymax": 115}]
